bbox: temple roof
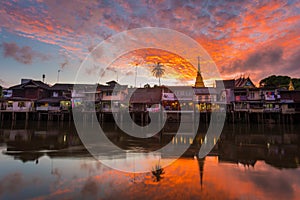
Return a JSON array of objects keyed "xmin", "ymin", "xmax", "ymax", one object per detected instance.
[{"xmin": 235, "ymin": 77, "xmax": 255, "ymax": 88}]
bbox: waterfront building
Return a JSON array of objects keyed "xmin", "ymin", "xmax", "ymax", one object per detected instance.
[
  {"xmin": 247, "ymin": 88, "xmax": 264, "ymax": 113},
  {"xmin": 216, "ymin": 79, "xmax": 235, "ymax": 112},
  {"xmin": 128, "ymin": 87, "xmax": 162, "ymax": 112},
  {"xmin": 261, "ymin": 88, "xmax": 281, "ymax": 113},
  {"xmin": 37, "ymin": 83, "xmax": 73, "ymax": 111},
  {"xmin": 232, "ymin": 76, "xmax": 256, "ymax": 112},
  {"xmin": 9, "ymin": 79, "xmax": 50, "ymax": 100},
  {"xmin": 193, "ymin": 87, "xmax": 218, "ymax": 112},
  {"xmin": 99, "ymin": 81, "xmax": 128, "ymax": 113},
  {"xmin": 280, "ymin": 90, "xmax": 300, "ymax": 114},
  {"xmin": 71, "ymin": 84, "xmax": 99, "ymax": 111},
  {"xmin": 162, "ymin": 86, "xmax": 194, "ymax": 111},
  {"xmin": 4, "ymin": 97, "xmax": 34, "ymax": 112}
]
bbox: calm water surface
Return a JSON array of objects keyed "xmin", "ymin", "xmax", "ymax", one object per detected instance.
[{"xmin": 0, "ymin": 121, "xmax": 300, "ymax": 200}]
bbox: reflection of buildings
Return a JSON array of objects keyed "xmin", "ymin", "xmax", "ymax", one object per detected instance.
[
  {"xmin": 1, "ymin": 127, "xmax": 86, "ymax": 163},
  {"xmin": 218, "ymin": 132, "xmax": 300, "ymax": 169},
  {"xmin": 197, "ymin": 157, "xmax": 205, "ymax": 189}
]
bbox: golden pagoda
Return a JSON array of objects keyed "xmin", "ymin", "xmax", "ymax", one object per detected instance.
[
  {"xmin": 289, "ymin": 79, "xmax": 295, "ymax": 91},
  {"xmin": 195, "ymin": 56, "xmax": 205, "ymax": 87}
]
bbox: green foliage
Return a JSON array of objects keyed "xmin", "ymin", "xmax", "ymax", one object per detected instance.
[
  {"xmin": 292, "ymin": 78, "xmax": 300, "ymax": 90},
  {"xmin": 144, "ymin": 83, "xmax": 150, "ymax": 88},
  {"xmin": 259, "ymin": 75, "xmax": 300, "ymax": 89}
]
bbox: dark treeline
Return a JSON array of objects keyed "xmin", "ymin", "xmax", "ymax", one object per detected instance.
[{"xmin": 260, "ymin": 75, "xmax": 300, "ymax": 89}]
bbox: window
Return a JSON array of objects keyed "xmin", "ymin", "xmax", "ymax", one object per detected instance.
[
  {"xmin": 249, "ymin": 92, "xmax": 254, "ymax": 99},
  {"xmin": 266, "ymin": 104, "xmax": 273, "ymax": 108},
  {"xmin": 18, "ymin": 102, "xmax": 25, "ymax": 107},
  {"xmin": 53, "ymin": 91, "xmax": 58, "ymax": 97},
  {"xmin": 8, "ymin": 101, "xmax": 13, "ymax": 107},
  {"xmin": 113, "ymin": 102, "xmax": 119, "ymax": 108}
]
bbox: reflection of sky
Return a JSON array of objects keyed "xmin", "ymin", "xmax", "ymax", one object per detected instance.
[
  {"xmin": 1, "ymin": 1, "xmax": 300, "ymax": 87},
  {"xmin": 1, "ymin": 150, "xmax": 300, "ymax": 200}
]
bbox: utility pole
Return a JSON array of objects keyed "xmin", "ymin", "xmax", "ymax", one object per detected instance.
[{"xmin": 135, "ymin": 64, "xmax": 138, "ymax": 88}]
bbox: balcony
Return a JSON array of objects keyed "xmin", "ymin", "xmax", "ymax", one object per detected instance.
[
  {"xmin": 36, "ymin": 106, "xmax": 60, "ymax": 112},
  {"xmin": 235, "ymin": 96, "xmax": 247, "ymax": 102},
  {"xmin": 282, "ymin": 108, "xmax": 295, "ymax": 114},
  {"xmin": 264, "ymin": 108, "xmax": 281, "ymax": 113}
]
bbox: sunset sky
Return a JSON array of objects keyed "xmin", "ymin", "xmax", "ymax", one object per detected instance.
[{"xmin": 0, "ymin": 0, "xmax": 300, "ymax": 87}]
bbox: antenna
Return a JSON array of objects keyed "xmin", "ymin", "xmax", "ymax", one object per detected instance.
[
  {"xmin": 135, "ymin": 63, "xmax": 138, "ymax": 88},
  {"xmin": 57, "ymin": 69, "xmax": 61, "ymax": 82}
]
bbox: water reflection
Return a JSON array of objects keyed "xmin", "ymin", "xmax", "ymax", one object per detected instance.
[
  {"xmin": 0, "ymin": 121, "xmax": 299, "ymax": 199},
  {"xmin": 151, "ymin": 161, "xmax": 165, "ymax": 182}
]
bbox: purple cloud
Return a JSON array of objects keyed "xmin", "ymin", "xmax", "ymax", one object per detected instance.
[{"xmin": 1, "ymin": 42, "xmax": 49, "ymax": 64}]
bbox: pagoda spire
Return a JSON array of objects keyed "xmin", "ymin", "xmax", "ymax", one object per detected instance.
[
  {"xmin": 289, "ymin": 79, "xmax": 295, "ymax": 91},
  {"xmin": 198, "ymin": 56, "xmax": 201, "ymax": 72},
  {"xmin": 195, "ymin": 56, "xmax": 205, "ymax": 87}
]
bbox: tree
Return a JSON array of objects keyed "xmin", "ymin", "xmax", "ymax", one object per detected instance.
[
  {"xmin": 144, "ymin": 83, "xmax": 150, "ymax": 88},
  {"xmin": 0, "ymin": 85, "xmax": 2, "ymax": 98},
  {"xmin": 292, "ymin": 78, "xmax": 300, "ymax": 89},
  {"xmin": 152, "ymin": 62, "xmax": 165, "ymax": 86},
  {"xmin": 259, "ymin": 75, "xmax": 300, "ymax": 89}
]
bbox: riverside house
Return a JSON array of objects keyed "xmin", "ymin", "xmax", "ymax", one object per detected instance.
[
  {"xmin": 280, "ymin": 90, "xmax": 300, "ymax": 114},
  {"xmin": 128, "ymin": 87, "xmax": 162, "ymax": 112},
  {"xmin": 71, "ymin": 84, "xmax": 100, "ymax": 111},
  {"xmin": 100, "ymin": 81, "xmax": 128, "ymax": 113},
  {"xmin": 193, "ymin": 87, "xmax": 218, "ymax": 112},
  {"xmin": 5, "ymin": 79, "xmax": 50, "ymax": 111},
  {"xmin": 161, "ymin": 86, "xmax": 194, "ymax": 111},
  {"xmin": 36, "ymin": 83, "xmax": 73, "ymax": 111},
  {"xmin": 233, "ymin": 77, "xmax": 256, "ymax": 112}
]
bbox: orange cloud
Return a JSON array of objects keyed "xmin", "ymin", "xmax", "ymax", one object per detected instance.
[{"xmin": 0, "ymin": 0, "xmax": 299, "ymax": 85}]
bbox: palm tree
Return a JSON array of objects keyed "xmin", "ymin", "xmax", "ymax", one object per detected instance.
[
  {"xmin": 152, "ymin": 62, "xmax": 165, "ymax": 86},
  {"xmin": 152, "ymin": 163, "xmax": 165, "ymax": 182}
]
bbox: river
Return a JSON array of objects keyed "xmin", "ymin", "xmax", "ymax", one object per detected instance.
[{"xmin": 0, "ymin": 120, "xmax": 299, "ymax": 200}]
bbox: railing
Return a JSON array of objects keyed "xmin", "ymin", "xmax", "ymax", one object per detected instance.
[
  {"xmin": 102, "ymin": 96, "xmax": 122, "ymax": 101},
  {"xmin": 247, "ymin": 97, "xmax": 262, "ymax": 101},
  {"xmin": 249, "ymin": 108, "xmax": 264, "ymax": 113},
  {"xmin": 234, "ymin": 104, "xmax": 248, "ymax": 111},
  {"xmin": 264, "ymin": 108, "xmax": 281, "ymax": 113},
  {"xmin": 36, "ymin": 106, "xmax": 60, "ymax": 111},
  {"xmin": 3, "ymin": 107, "xmax": 33, "ymax": 112},
  {"xmin": 282, "ymin": 108, "xmax": 295, "ymax": 114},
  {"xmin": 101, "ymin": 107, "xmax": 120, "ymax": 112}
]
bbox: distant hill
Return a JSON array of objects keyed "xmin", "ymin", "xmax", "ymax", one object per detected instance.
[{"xmin": 259, "ymin": 75, "xmax": 300, "ymax": 89}]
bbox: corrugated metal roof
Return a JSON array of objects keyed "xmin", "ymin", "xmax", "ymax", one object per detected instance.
[{"xmin": 126, "ymin": 88, "xmax": 162, "ymax": 104}]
